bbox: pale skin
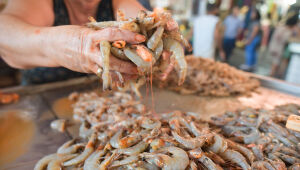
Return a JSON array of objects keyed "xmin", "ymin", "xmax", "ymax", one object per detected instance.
[{"xmin": 0, "ymin": 0, "xmax": 148, "ymax": 80}]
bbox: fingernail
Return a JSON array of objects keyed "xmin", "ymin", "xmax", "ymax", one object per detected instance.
[{"xmin": 135, "ymin": 34, "xmax": 146, "ymax": 42}]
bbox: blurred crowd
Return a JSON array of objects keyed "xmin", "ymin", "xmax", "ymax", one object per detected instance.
[{"xmin": 190, "ymin": 1, "xmax": 300, "ymax": 79}]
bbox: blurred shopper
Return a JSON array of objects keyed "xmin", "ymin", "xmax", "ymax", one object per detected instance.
[
  {"xmin": 240, "ymin": 8, "xmax": 261, "ymax": 71},
  {"xmin": 193, "ymin": 3, "xmax": 225, "ymax": 60},
  {"xmin": 269, "ymin": 14, "xmax": 298, "ymax": 77},
  {"xmin": 223, "ymin": 6, "xmax": 243, "ymax": 61}
]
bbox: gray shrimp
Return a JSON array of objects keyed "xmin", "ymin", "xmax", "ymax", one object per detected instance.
[
  {"xmin": 123, "ymin": 47, "xmax": 151, "ymax": 73},
  {"xmin": 208, "ymin": 134, "xmax": 228, "ymax": 154},
  {"xmin": 140, "ymin": 117, "xmax": 162, "ymax": 130},
  {"xmin": 188, "ymin": 148, "xmax": 221, "ymax": 170},
  {"xmin": 110, "ymin": 155, "xmax": 139, "ymax": 168},
  {"xmin": 251, "ymin": 145, "xmax": 265, "ymax": 161},
  {"xmin": 34, "ymin": 154, "xmax": 57, "ymax": 170},
  {"xmin": 158, "ymin": 146, "xmax": 189, "ymax": 170},
  {"xmin": 147, "ymin": 26, "xmax": 164, "ymax": 50},
  {"xmin": 57, "ymin": 139, "xmax": 85, "ymax": 155},
  {"xmin": 186, "ymin": 160, "xmax": 198, "ymax": 170},
  {"xmin": 164, "ymin": 30, "xmax": 192, "ymax": 52},
  {"xmin": 99, "ymin": 40, "xmax": 112, "ymax": 90},
  {"xmin": 47, "ymin": 154, "xmax": 78, "ymax": 170},
  {"xmin": 171, "ymin": 130, "xmax": 209, "ymax": 149},
  {"xmin": 63, "ymin": 133, "xmax": 96, "ymax": 166},
  {"xmin": 205, "ymin": 151, "xmax": 226, "ymax": 165},
  {"xmin": 277, "ymin": 145, "xmax": 300, "ymax": 158},
  {"xmin": 111, "ymin": 47, "xmax": 130, "ymax": 61},
  {"xmin": 116, "ymin": 141, "xmax": 148, "ymax": 155},
  {"xmin": 232, "ymin": 127, "xmax": 260, "ymax": 144},
  {"xmin": 251, "ymin": 161, "xmax": 276, "ymax": 170},
  {"xmin": 110, "ymin": 129, "xmax": 124, "ymax": 149},
  {"xmin": 289, "ymin": 163, "xmax": 300, "ymax": 170},
  {"xmin": 226, "ymin": 139, "xmax": 255, "ymax": 163},
  {"xmin": 83, "ymin": 146, "xmax": 108, "ymax": 170},
  {"xmin": 274, "ymin": 152, "xmax": 300, "ymax": 165},
  {"xmin": 87, "ymin": 20, "xmax": 140, "ymax": 32},
  {"xmin": 153, "ymin": 39, "xmax": 163, "ymax": 61},
  {"xmin": 220, "ymin": 149, "xmax": 251, "ymax": 170},
  {"xmin": 163, "ymin": 37, "xmax": 187, "ymax": 85}
]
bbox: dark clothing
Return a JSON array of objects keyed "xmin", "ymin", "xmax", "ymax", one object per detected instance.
[
  {"xmin": 21, "ymin": 0, "xmax": 114, "ymax": 85},
  {"xmin": 223, "ymin": 38, "xmax": 236, "ymax": 61}
]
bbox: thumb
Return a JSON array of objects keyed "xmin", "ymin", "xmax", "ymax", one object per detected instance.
[{"xmin": 94, "ymin": 27, "xmax": 146, "ymax": 44}]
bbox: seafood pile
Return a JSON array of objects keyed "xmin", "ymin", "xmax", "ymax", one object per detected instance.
[
  {"xmin": 155, "ymin": 55, "xmax": 260, "ymax": 96},
  {"xmin": 87, "ymin": 10, "xmax": 191, "ymax": 90},
  {"xmin": 35, "ymin": 92, "xmax": 300, "ymax": 170}
]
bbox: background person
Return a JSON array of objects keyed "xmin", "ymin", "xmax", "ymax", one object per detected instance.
[
  {"xmin": 223, "ymin": 6, "xmax": 243, "ymax": 62},
  {"xmin": 192, "ymin": 3, "xmax": 225, "ymax": 60}
]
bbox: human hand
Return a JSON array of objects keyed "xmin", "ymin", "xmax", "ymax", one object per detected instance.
[{"xmin": 46, "ymin": 26, "xmax": 146, "ymax": 81}]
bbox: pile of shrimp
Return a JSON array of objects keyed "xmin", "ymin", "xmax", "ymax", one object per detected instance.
[
  {"xmin": 35, "ymin": 92, "xmax": 300, "ymax": 170},
  {"xmin": 87, "ymin": 10, "xmax": 191, "ymax": 91},
  {"xmin": 155, "ymin": 55, "xmax": 260, "ymax": 97}
]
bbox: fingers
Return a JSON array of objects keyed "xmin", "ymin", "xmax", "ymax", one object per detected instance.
[{"xmin": 93, "ymin": 27, "xmax": 146, "ymax": 44}]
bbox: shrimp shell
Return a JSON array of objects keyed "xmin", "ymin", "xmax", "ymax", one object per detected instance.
[
  {"xmin": 116, "ymin": 141, "xmax": 148, "ymax": 155},
  {"xmin": 208, "ymin": 134, "xmax": 228, "ymax": 154},
  {"xmin": 226, "ymin": 139, "xmax": 255, "ymax": 163},
  {"xmin": 111, "ymin": 47, "xmax": 129, "ymax": 61},
  {"xmin": 188, "ymin": 148, "xmax": 221, "ymax": 170},
  {"xmin": 163, "ymin": 37, "xmax": 187, "ymax": 85},
  {"xmin": 158, "ymin": 146, "xmax": 189, "ymax": 170},
  {"xmin": 47, "ymin": 154, "xmax": 78, "ymax": 170},
  {"xmin": 171, "ymin": 130, "xmax": 209, "ymax": 149},
  {"xmin": 50, "ymin": 119, "xmax": 67, "ymax": 132},
  {"xmin": 251, "ymin": 161, "xmax": 276, "ymax": 170},
  {"xmin": 57, "ymin": 139, "xmax": 85, "ymax": 155},
  {"xmin": 124, "ymin": 47, "xmax": 151, "ymax": 73},
  {"xmin": 110, "ymin": 155, "xmax": 139, "ymax": 168},
  {"xmin": 34, "ymin": 154, "xmax": 57, "ymax": 170},
  {"xmin": 220, "ymin": 149, "xmax": 251, "ymax": 170},
  {"xmin": 147, "ymin": 26, "xmax": 164, "ymax": 50}
]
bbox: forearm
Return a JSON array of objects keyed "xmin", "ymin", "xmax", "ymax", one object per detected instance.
[{"xmin": 0, "ymin": 14, "xmax": 57, "ymax": 69}]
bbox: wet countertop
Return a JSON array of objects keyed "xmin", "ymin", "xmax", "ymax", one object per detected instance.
[{"xmin": 1, "ymin": 76, "xmax": 300, "ymax": 170}]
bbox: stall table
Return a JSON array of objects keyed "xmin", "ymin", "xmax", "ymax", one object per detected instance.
[{"xmin": 1, "ymin": 75, "xmax": 300, "ymax": 170}]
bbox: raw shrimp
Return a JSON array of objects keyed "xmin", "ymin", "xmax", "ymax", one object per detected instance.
[
  {"xmin": 79, "ymin": 121, "xmax": 93, "ymax": 139},
  {"xmin": 163, "ymin": 37, "xmax": 187, "ymax": 85},
  {"xmin": 116, "ymin": 141, "xmax": 148, "ymax": 155},
  {"xmin": 220, "ymin": 149, "xmax": 251, "ymax": 170},
  {"xmin": 57, "ymin": 139, "xmax": 85, "ymax": 155},
  {"xmin": 50, "ymin": 119, "xmax": 67, "ymax": 132},
  {"xmin": 232, "ymin": 127, "xmax": 260, "ymax": 144},
  {"xmin": 274, "ymin": 152, "xmax": 300, "ymax": 165},
  {"xmin": 135, "ymin": 45, "xmax": 154, "ymax": 62},
  {"xmin": 147, "ymin": 26, "xmax": 164, "ymax": 50},
  {"xmin": 208, "ymin": 134, "xmax": 228, "ymax": 154},
  {"xmin": 83, "ymin": 145, "xmax": 108, "ymax": 170},
  {"xmin": 153, "ymin": 39, "xmax": 163, "ymax": 60},
  {"xmin": 47, "ymin": 154, "xmax": 78, "ymax": 170},
  {"xmin": 289, "ymin": 163, "xmax": 300, "ymax": 170},
  {"xmin": 141, "ymin": 117, "xmax": 161, "ymax": 129},
  {"xmin": 110, "ymin": 129, "xmax": 124, "ymax": 149},
  {"xmin": 171, "ymin": 130, "xmax": 209, "ymax": 149},
  {"xmin": 150, "ymin": 139, "xmax": 165, "ymax": 150},
  {"xmin": 110, "ymin": 155, "xmax": 139, "ymax": 168},
  {"xmin": 34, "ymin": 154, "xmax": 57, "ymax": 170},
  {"xmin": 267, "ymin": 158, "xmax": 287, "ymax": 170},
  {"xmin": 110, "ymin": 47, "xmax": 129, "ymax": 61},
  {"xmin": 87, "ymin": 20, "xmax": 140, "ymax": 32},
  {"xmin": 99, "ymin": 40, "xmax": 112, "ymax": 90},
  {"xmin": 99, "ymin": 152, "xmax": 118, "ymax": 170},
  {"xmin": 251, "ymin": 161, "xmax": 276, "ymax": 170},
  {"xmin": 119, "ymin": 134, "xmax": 142, "ymax": 148},
  {"xmin": 226, "ymin": 139, "xmax": 255, "ymax": 163},
  {"xmin": 277, "ymin": 145, "xmax": 300, "ymax": 158},
  {"xmin": 63, "ymin": 133, "xmax": 96, "ymax": 166},
  {"xmin": 158, "ymin": 146, "xmax": 189, "ymax": 170},
  {"xmin": 124, "ymin": 47, "xmax": 151, "ymax": 73},
  {"xmin": 187, "ymin": 160, "xmax": 198, "ymax": 170},
  {"xmin": 205, "ymin": 151, "xmax": 226, "ymax": 165},
  {"xmin": 164, "ymin": 31, "xmax": 192, "ymax": 52},
  {"xmin": 188, "ymin": 148, "xmax": 221, "ymax": 170},
  {"xmin": 251, "ymin": 144, "xmax": 264, "ymax": 161}
]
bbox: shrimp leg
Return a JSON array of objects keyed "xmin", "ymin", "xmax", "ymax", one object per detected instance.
[
  {"xmin": 163, "ymin": 37, "xmax": 187, "ymax": 85},
  {"xmin": 100, "ymin": 40, "xmax": 112, "ymax": 90}
]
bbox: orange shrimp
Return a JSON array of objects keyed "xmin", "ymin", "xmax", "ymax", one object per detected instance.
[
  {"xmin": 112, "ymin": 40, "xmax": 126, "ymax": 49},
  {"xmin": 135, "ymin": 45, "xmax": 153, "ymax": 62}
]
